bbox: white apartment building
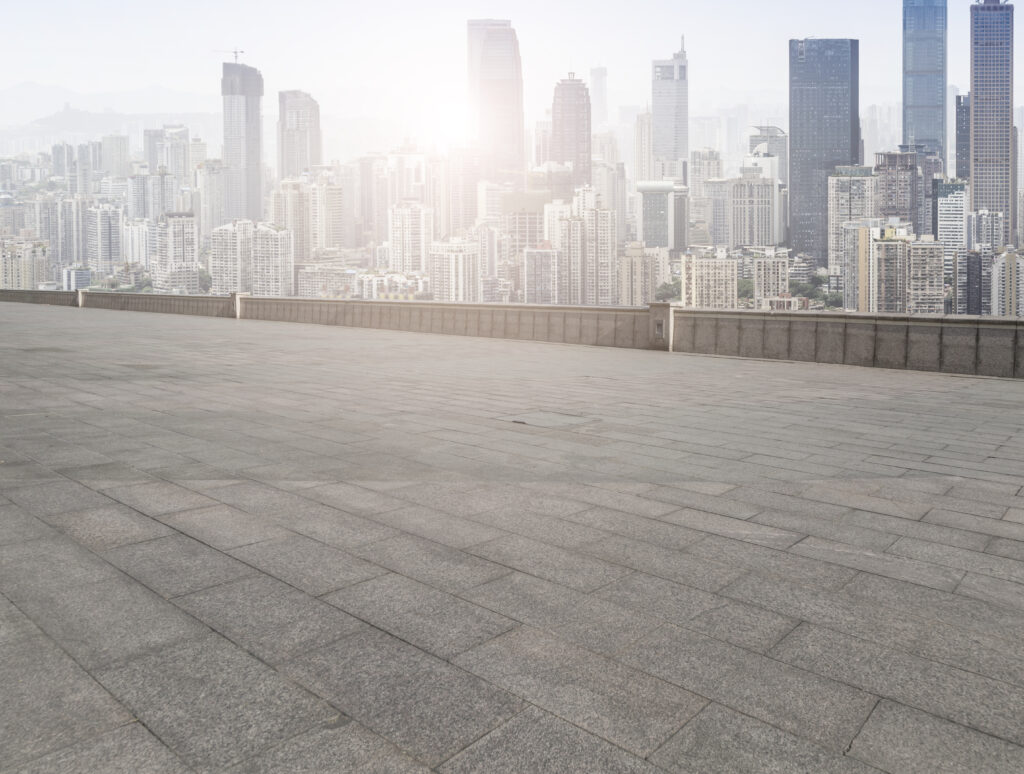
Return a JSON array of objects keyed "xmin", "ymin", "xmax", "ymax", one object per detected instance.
[
  {"xmin": 251, "ymin": 223, "xmax": 294, "ymax": 297},
  {"xmin": 681, "ymin": 253, "xmax": 738, "ymax": 309}
]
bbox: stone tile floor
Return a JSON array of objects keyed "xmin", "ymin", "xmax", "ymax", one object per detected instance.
[{"xmin": 2, "ymin": 303, "xmax": 1024, "ymax": 772}]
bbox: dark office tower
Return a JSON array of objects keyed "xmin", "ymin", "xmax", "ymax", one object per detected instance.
[
  {"xmin": 551, "ymin": 74, "xmax": 592, "ymax": 189},
  {"xmin": 875, "ymin": 149, "xmax": 924, "ymax": 235},
  {"xmin": 467, "ymin": 20, "xmax": 525, "ymax": 182},
  {"xmin": 903, "ymin": 1, "xmax": 948, "ymax": 161},
  {"xmin": 956, "ymin": 94, "xmax": 972, "ymax": 179},
  {"xmin": 222, "ymin": 62, "xmax": 264, "ymax": 222},
  {"xmin": 277, "ymin": 91, "xmax": 322, "ymax": 180},
  {"xmin": 970, "ymin": 0, "xmax": 1014, "ymax": 246},
  {"xmin": 789, "ymin": 39, "xmax": 861, "ymax": 264}
]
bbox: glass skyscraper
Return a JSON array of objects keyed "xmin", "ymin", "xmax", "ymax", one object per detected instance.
[
  {"xmin": 222, "ymin": 62, "xmax": 264, "ymax": 223},
  {"xmin": 970, "ymin": 0, "xmax": 1014, "ymax": 246},
  {"xmin": 789, "ymin": 39, "xmax": 861, "ymax": 265},
  {"xmin": 903, "ymin": 0, "xmax": 948, "ymax": 161},
  {"xmin": 467, "ymin": 20, "xmax": 525, "ymax": 181},
  {"xmin": 652, "ymin": 38, "xmax": 689, "ymax": 174}
]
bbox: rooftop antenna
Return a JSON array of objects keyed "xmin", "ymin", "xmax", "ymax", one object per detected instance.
[{"xmin": 216, "ymin": 49, "xmax": 246, "ymax": 63}]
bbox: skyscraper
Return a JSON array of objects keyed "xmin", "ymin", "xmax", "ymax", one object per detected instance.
[
  {"xmin": 652, "ymin": 38, "xmax": 689, "ymax": 176},
  {"xmin": 467, "ymin": 20, "xmax": 525, "ymax": 180},
  {"xmin": 590, "ymin": 67, "xmax": 609, "ymax": 130},
  {"xmin": 956, "ymin": 94, "xmax": 972, "ymax": 179},
  {"xmin": 789, "ymin": 38, "xmax": 861, "ymax": 264},
  {"xmin": 970, "ymin": 0, "xmax": 1014, "ymax": 246},
  {"xmin": 222, "ymin": 62, "xmax": 264, "ymax": 222},
  {"xmin": 749, "ymin": 126, "xmax": 789, "ymax": 187},
  {"xmin": 903, "ymin": 0, "xmax": 948, "ymax": 161},
  {"xmin": 278, "ymin": 91, "xmax": 322, "ymax": 180},
  {"xmin": 551, "ymin": 75, "xmax": 592, "ymax": 189}
]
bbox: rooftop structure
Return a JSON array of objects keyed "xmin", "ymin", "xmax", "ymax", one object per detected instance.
[{"xmin": 2, "ymin": 302, "xmax": 1024, "ymax": 772}]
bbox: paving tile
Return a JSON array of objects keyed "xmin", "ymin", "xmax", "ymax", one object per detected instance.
[
  {"xmin": 324, "ymin": 573, "xmax": 514, "ymax": 659},
  {"xmin": 5, "ymin": 479, "xmax": 116, "ymax": 516},
  {"xmin": 159, "ymin": 504, "xmax": 291, "ymax": 549},
  {"xmin": 102, "ymin": 480, "xmax": 218, "ymax": 516},
  {"xmin": 175, "ymin": 574, "xmax": 366, "ymax": 664},
  {"xmin": 372, "ymin": 505, "xmax": 506, "ymax": 548},
  {"xmin": 1, "ymin": 636, "xmax": 133, "ymax": 770},
  {"xmin": 889, "ymin": 536, "xmax": 1024, "ymax": 585},
  {"xmin": 103, "ymin": 534, "xmax": 256, "ymax": 598},
  {"xmin": 848, "ymin": 700, "xmax": 1024, "ymax": 774},
  {"xmin": 0, "ymin": 535, "xmax": 120, "ymax": 595},
  {"xmin": 229, "ymin": 535, "xmax": 385, "ymax": 595},
  {"xmin": 651, "ymin": 702, "xmax": 880, "ymax": 774},
  {"xmin": 685, "ymin": 534, "xmax": 858, "ymax": 590},
  {"xmin": 581, "ymin": 535, "xmax": 744, "ymax": 591},
  {"xmin": 10, "ymin": 722, "xmax": 190, "ymax": 774},
  {"xmin": 463, "ymin": 506, "xmax": 603, "ymax": 548},
  {"xmin": 95, "ymin": 633, "xmax": 336, "ymax": 773},
  {"xmin": 752, "ymin": 509, "xmax": 898, "ymax": 551},
  {"xmin": 925, "ymin": 509, "xmax": 1024, "ymax": 542},
  {"xmin": 304, "ymin": 481, "xmax": 407, "ymax": 515},
  {"xmin": 453, "ymin": 626, "xmax": 706, "ymax": 756},
  {"xmin": 224, "ymin": 720, "xmax": 432, "ymax": 773},
  {"xmin": 839, "ymin": 509, "xmax": 991, "ymax": 551},
  {"xmin": 351, "ymin": 534, "xmax": 510, "ymax": 593},
  {"xmin": 439, "ymin": 706, "xmax": 660, "ymax": 774},
  {"xmin": 661, "ymin": 508, "xmax": 804, "ymax": 549},
  {"xmin": 469, "ymin": 534, "xmax": 632, "ymax": 592},
  {"xmin": 956, "ymin": 572, "xmax": 1024, "ymax": 613},
  {"xmin": 0, "ymin": 503, "xmax": 54, "ymax": 545},
  {"xmin": 561, "ymin": 506, "xmax": 705, "ymax": 549},
  {"xmin": 0, "ymin": 593, "xmax": 40, "ymax": 645},
  {"xmin": 619, "ymin": 624, "xmax": 878, "ymax": 752},
  {"xmin": 55, "ymin": 461, "xmax": 157, "ymax": 490},
  {"xmin": 771, "ymin": 623, "xmax": 1024, "ymax": 746},
  {"xmin": 40, "ymin": 503, "xmax": 173, "ymax": 551},
  {"xmin": 790, "ymin": 536, "xmax": 964, "ymax": 590},
  {"xmin": 463, "ymin": 571, "xmax": 660, "ymax": 654},
  {"xmin": 282, "ymin": 628, "xmax": 523, "ymax": 767},
  {"xmin": 7, "ymin": 575, "xmax": 208, "ymax": 670}
]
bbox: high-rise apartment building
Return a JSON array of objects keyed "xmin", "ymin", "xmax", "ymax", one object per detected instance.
[
  {"xmin": 637, "ymin": 181, "xmax": 688, "ymax": 250},
  {"xmin": 935, "ymin": 180, "xmax": 969, "ymax": 277},
  {"xmin": 828, "ymin": 166, "xmax": 879, "ymax": 277},
  {"xmin": 277, "ymin": 91, "xmax": 322, "ymax": 180},
  {"xmin": 551, "ymin": 75, "xmax": 592, "ymax": 189},
  {"xmin": 652, "ymin": 38, "xmax": 689, "ymax": 175},
  {"xmin": 84, "ymin": 204, "xmax": 122, "ymax": 275},
  {"xmin": 681, "ymin": 253, "xmax": 738, "ymax": 309},
  {"xmin": 590, "ymin": 67, "xmax": 608, "ymax": 129},
  {"xmin": 789, "ymin": 38, "xmax": 861, "ymax": 264},
  {"xmin": 634, "ymin": 113, "xmax": 654, "ymax": 184},
  {"xmin": 749, "ymin": 126, "xmax": 789, "ymax": 187},
  {"xmin": 970, "ymin": 0, "xmax": 1014, "ymax": 246},
  {"xmin": 270, "ymin": 180, "xmax": 312, "ymax": 263},
  {"xmin": 222, "ymin": 62, "xmax": 264, "ymax": 222},
  {"xmin": 100, "ymin": 135, "xmax": 130, "ymax": 179},
  {"xmin": 467, "ymin": 20, "xmax": 525, "ymax": 180},
  {"xmin": 875, "ymin": 150, "xmax": 924, "ymax": 235},
  {"xmin": 429, "ymin": 238, "xmax": 481, "ymax": 303},
  {"xmin": 210, "ymin": 220, "xmax": 254, "ymax": 295},
  {"xmin": 388, "ymin": 200, "xmax": 434, "ymax": 274},
  {"xmin": 903, "ymin": 0, "xmax": 948, "ymax": 161},
  {"xmin": 251, "ymin": 223, "xmax": 294, "ymax": 297},
  {"xmin": 992, "ymin": 250, "xmax": 1024, "ymax": 314}
]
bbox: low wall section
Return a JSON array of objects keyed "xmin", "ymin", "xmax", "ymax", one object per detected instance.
[
  {"xmin": 1, "ymin": 290, "xmax": 1021, "ymax": 377},
  {"xmin": 672, "ymin": 309, "xmax": 1024, "ymax": 379}
]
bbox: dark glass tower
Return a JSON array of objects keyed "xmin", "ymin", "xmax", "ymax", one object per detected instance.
[
  {"xmin": 551, "ymin": 75, "xmax": 592, "ymax": 189},
  {"xmin": 970, "ymin": 0, "xmax": 1014, "ymax": 246},
  {"xmin": 789, "ymin": 39, "xmax": 861, "ymax": 264},
  {"xmin": 222, "ymin": 62, "xmax": 264, "ymax": 223},
  {"xmin": 903, "ymin": 1, "xmax": 948, "ymax": 161},
  {"xmin": 956, "ymin": 94, "xmax": 972, "ymax": 180}
]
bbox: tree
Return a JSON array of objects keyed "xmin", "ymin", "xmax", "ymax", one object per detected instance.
[
  {"xmin": 824, "ymin": 292, "xmax": 845, "ymax": 309},
  {"xmin": 737, "ymin": 278, "xmax": 754, "ymax": 299},
  {"xmin": 198, "ymin": 269, "xmax": 212, "ymax": 293},
  {"xmin": 656, "ymin": 278, "xmax": 681, "ymax": 302}
]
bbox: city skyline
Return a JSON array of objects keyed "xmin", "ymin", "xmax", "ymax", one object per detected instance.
[{"xmin": 4, "ymin": 1, "xmax": 1020, "ymax": 156}]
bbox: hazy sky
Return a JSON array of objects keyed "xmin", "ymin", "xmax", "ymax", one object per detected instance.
[{"xmin": 3, "ymin": 1, "xmax": 1009, "ymax": 150}]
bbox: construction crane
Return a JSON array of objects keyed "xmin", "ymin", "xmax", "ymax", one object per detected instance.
[{"xmin": 215, "ymin": 49, "xmax": 246, "ymax": 63}]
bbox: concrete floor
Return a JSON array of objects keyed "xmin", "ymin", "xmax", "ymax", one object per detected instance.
[{"xmin": 2, "ymin": 302, "xmax": 1024, "ymax": 773}]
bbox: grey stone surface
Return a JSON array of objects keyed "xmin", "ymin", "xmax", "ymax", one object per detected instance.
[
  {"xmin": 1, "ymin": 636, "xmax": 133, "ymax": 770},
  {"xmin": 96, "ymin": 633, "xmax": 336, "ymax": 773},
  {"xmin": 4, "ymin": 303, "xmax": 1024, "ymax": 772},
  {"xmin": 620, "ymin": 624, "xmax": 878, "ymax": 752},
  {"xmin": 10, "ymin": 722, "xmax": 190, "ymax": 774},
  {"xmin": 103, "ymin": 534, "xmax": 255, "ymax": 598},
  {"xmin": 175, "ymin": 574, "xmax": 366, "ymax": 664},
  {"xmin": 224, "ymin": 720, "xmax": 432, "ymax": 773},
  {"xmin": 440, "ymin": 706, "xmax": 662, "ymax": 774},
  {"xmin": 771, "ymin": 623, "xmax": 1024, "ymax": 746},
  {"xmin": 849, "ymin": 700, "xmax": 1024, "ymax": 774},
  {"xmin": 454, "ymin": 626, "xmax": 706, "ymax": 755},
  {"xmin": 282, "ymin": 628, "xmax": 523, "ymax": 767},
  {"xmin": 652, "ymin": 702, "xmax": 880, "ymax": 774},
  {"xmin": 324, "ymin": 573, "xmax": 514, "ymax": 659},
  {"xmin": 229, "ymin": 535, "xmax": 385, "ymax": 595}
]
